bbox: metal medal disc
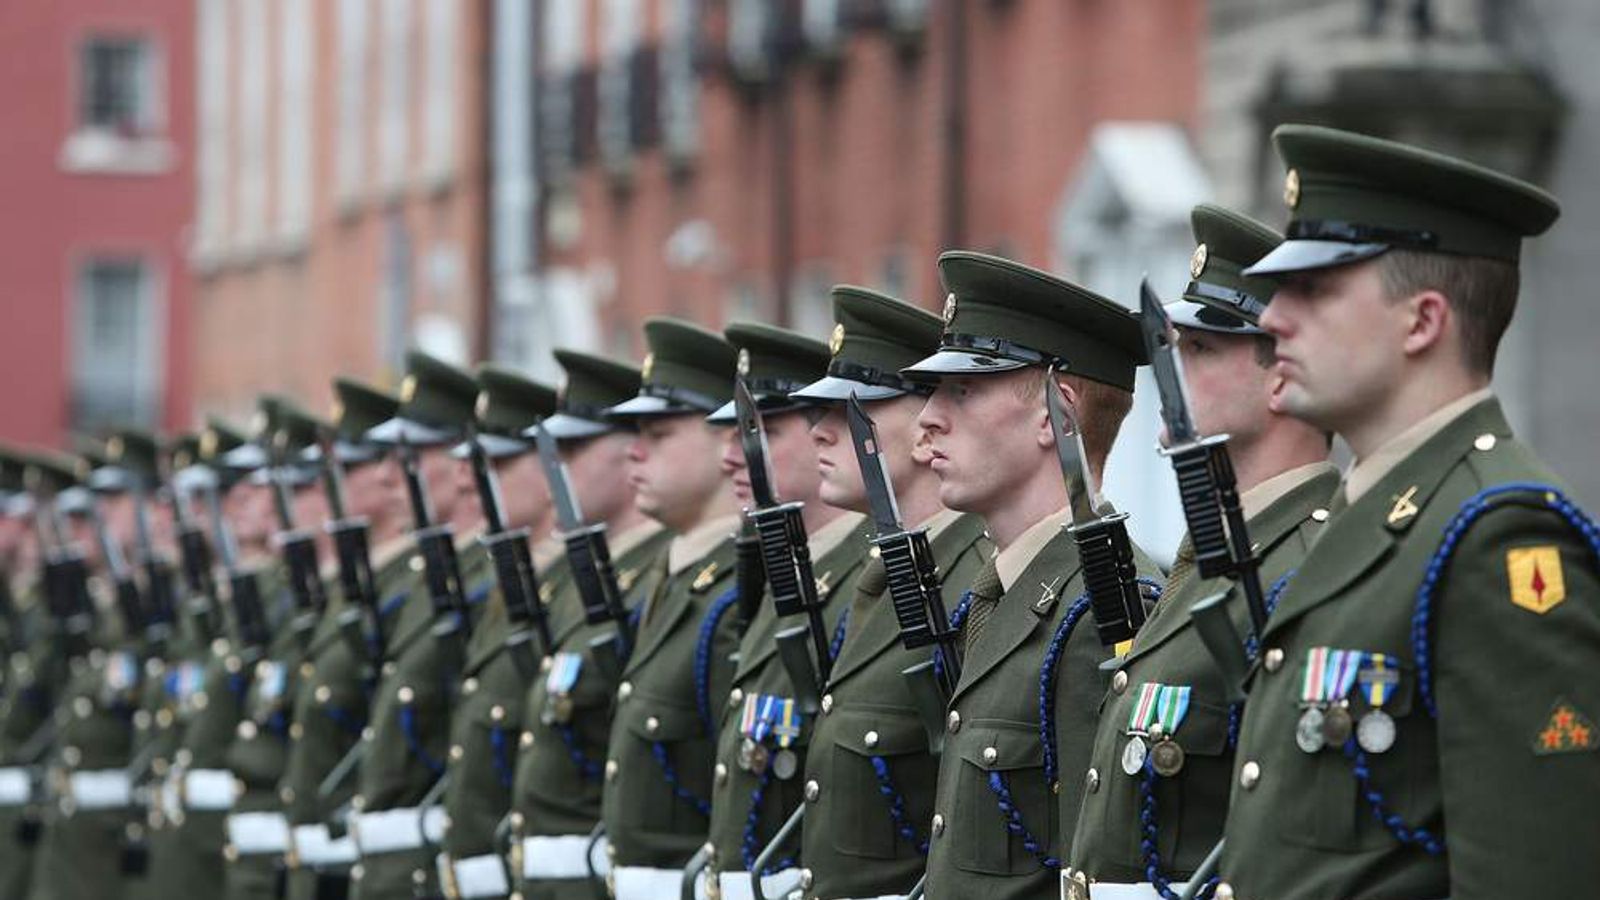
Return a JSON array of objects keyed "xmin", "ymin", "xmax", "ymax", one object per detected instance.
[
  {"xmin": 552, "ymin": 695, "xmax": 575, "ymax": 724},
  {"xmin": 1150, "ymin": 739, "xmax": 1185, "ymax": 777},
  {"xmin": 1295, "ymin": 707, "xmax": 1326, "ymax": 753},
  {"xmin": 771, "ymin": 748, "xmax": 799, "ymax": 781},
  {"xmin": 1357, "ymin": 710, "xmax": 1397, "ymax": 754},
  {"xmin": 737, "ymin": 738, "xmax": 757, "ymax": 772},
  {"xmin": 747, "ymin": 743, "xmax": 771, "ymax": 776},
  {"xmin": 1121, "ymin": 735, "xmax": 1149, "ymax": 776},
  {"xmin": 1321, "ymin": 704, "xmax": 1354, "ymax": 748}
]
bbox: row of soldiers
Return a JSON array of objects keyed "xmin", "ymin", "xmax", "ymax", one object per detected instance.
[{"xmin": 2, "ymin": 123, "xmax": 1597, "ymax": 900}]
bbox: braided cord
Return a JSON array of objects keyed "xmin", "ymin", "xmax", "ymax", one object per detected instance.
[
  {"xmin": 695, "ymin": 587, "xmax": 741, "ymax": 736},
  {"xmin": 829, "ymin": 607, "xmax": 850, "ymax": 662},
  {"xmin": 869, "ymin": 755, "xmax": 928, "ymax": 856},
  {"xmin": 985, "ymin": 771, "xmax": 1059, "ymax": 870},
  {"xmin": 555, "ymin": 721, "xmax": 604, "ymax": 782},
  {"xmin": 399, "ymin": 705, "xmax": 445, "ymax": 776},
  {"xmin": 1226, "ymin": 571, "xmax": 1295, "ymax": 750},
  {"xmin": 739, "ymin": 768, "xmax": 797, "ymax": 873},
  {"xmin": 490, "ymin": 725, "xmax": 515, "ymax": 788},
  {"xmin": 1342, "ymin": 738, "xmax": 1444, "ymax": 854},
  {"xmin": 649, "ymin": 740, "xmax": 711, "ymax": 818},
  {"xmin": 1137, "ymin": 760, "xmax": 1219, "ymax": 900}
]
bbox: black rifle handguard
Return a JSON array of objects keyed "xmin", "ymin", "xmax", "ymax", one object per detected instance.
[
  {"xmin": 229, "ymin": 570, "xmax": 271, "ymax": 650},
  {"xmin": 1071, "ymin": 512, "xmax": 1147, "ymax": 647},
  {"xmin": 278, "ymin": 528, "xmax": 328, "ymax": 614},
  {"xmin": 564, "ymin": 524, "xmax": 624, "ymax": 628},
  {"xmin": 750, "ymin": 503, "xmax": 814, "ymax": 618},
  {"xmin": 876, "ymin": 530, "xmax": 938, "ymax": 650},
  {"xmin": 1167, "ymin": 439, "xmax": 1234, "ymax": 580},
  {"xmin": 415, "ymin": 525, "xmax": 466, "ymax": 620},
  {"xmin": 734, "ymin": 527, "xmax": 766, "ymax": 632}
]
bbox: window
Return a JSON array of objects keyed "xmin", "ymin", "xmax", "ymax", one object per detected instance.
[
  {"xmin": 81, "ymin": 37, "xmax": 158, "ymax": 134},
  {"xmin": 728, "ymin": 0, "xmax": 772, "ymax": 83},
  {"xmin": 803, "ymin": 0, "xmax": 843, "ymax": 54},
  {"xmin": 72, "ymin": 259, "xmax": 161, "ymax": 431},
  {"xmin": 236, "ymin": 0, "xmax": 269, "ymax": 247},
  {"xmin": 421, "ymin": 0, "xmax": 458, "ymax": 181},
  {"xmin": 660, "ymin": 0, "xmax": 701, "ymax": 165},
  {"xmin": 539, "ymin": 0, "xmax": 587, "ymax": 182},
  {"xmin": 336, "ymin": 0, "xmax": 371, "ymax": 202},
  {"xmin": 598, "ymin": 0, "xmax": 641, "ymax": 175},
  {"xmin": 379, "ymin": 0, "xmax": 414, "ymax": 191},
  {"xmin": 194, "ymin": 0, "xmax": 230, "ymax": 256},
  {"xmin": 277, "ymin": 0, "xmax": 314, "ymax": 243}
]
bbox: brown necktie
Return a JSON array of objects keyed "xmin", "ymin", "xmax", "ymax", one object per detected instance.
[
  {"xmin": 1165, "ymin": 536, "xmax": 1197, "ymax": 597},
  {"xmin": 962, "ymin": 557, "xmax": 1004, "ymax": 654}
]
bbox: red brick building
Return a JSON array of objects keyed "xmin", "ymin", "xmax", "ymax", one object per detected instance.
[
  {"xmin": 190, "ymin": 0, "xmax": 490, "ymax": 422},
  {"xmin": 500, "ymin": 0, "xmax": 1204, "ymax": 372},
  {"xmin": 0, "ymin": 1, "xmax": 195, "ymax": 447}
]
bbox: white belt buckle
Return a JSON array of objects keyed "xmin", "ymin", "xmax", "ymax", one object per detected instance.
[
  {"xmin": 184, "ymin": 768, "xmax": 237, "ymax": 811},
  {"xmin": 352, "ymin": 807, "xmax": 425, "ymax": 856},
  {"xmin": 450, "ymin": 853, "xmax": 510, "ymax": 898},
  {"xmin": 292, "ymin": 823, "xmax": 359, "ymax": 867},
  {"xmin": 613, "ymin": 865, "xmax": 705, "ymax": 900},
  {"xmin": 68, "ymin": 769, "xmax": 131, "ymax": 810}
]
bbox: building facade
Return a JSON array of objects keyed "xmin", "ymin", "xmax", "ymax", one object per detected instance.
[
  {"xmin": 190, "ymin": 0, "xmax": 490, "ymax": 422},
  {"xmin": 0, "ymin": 0, "xmax": 196, "ymax": 447}
]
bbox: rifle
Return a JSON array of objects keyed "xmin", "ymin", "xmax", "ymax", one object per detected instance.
[
  {"xmin": 732, "ymin": 379, "xmax": 834, "ymax": 684},
  {"xmin": 732, "ymin": 516, "xmax": 766, "ymax": 634},
  {"xmin": 468, "ymin": 427, "xmax": 550, "ymax": 679},
  {"xmin": 1044, "ymin": 366, "xmax": 1148, "ymax": 647},
  {"xmin": 166, "ymin": 463, "xmax": 221, "ymax": 643},
  {"xmin": 532, "ymin": 422, "xmax": 628, "ymax": 659},
  {"xmin": 129, "ymin": 485, "xmax": 179, "ymax": 652},
  {"xmin": 396, "ymin": 437, "xmax": 470, "ymax": 667},
  {"xmin": 87, "ymin": 499, "xmax": 147, "ymax": 640},
  {"xmin": 844, "ymin": 395, "xmax": 959, "ymax": 696},
  {"xmin": 35, "ymin": 493, "xmax": 95, "ymax": 657},
  {"xmin": 266, "ymin": 439, "xmax": 329, "ymax": 630},
  {"xmin": 317, "ymin": 429, "xmax": 386, "ymax": 664},
  {"xmin": 198, "ymin": 472, "xmax": 271, "ymax": 653}
]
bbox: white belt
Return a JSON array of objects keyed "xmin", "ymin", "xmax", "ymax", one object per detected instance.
[
  {"xmin": 184, "ymin": 768, "xmax": 237, "ymax": 811},
  {"xmin": 67, "ymin": 769, "xmax": 132, "ymax": 810},
  {"xmin": 352, "ymin": 806, "xmax": 447, "ymax": 856},
  {"xmin": 1063, "ymin": 881, "xmax": 1190, "ymax": 900},
  {"xmin": 291, "ymin": 823, "xmax": 359, "ymax": 866},
  {"xmin": 613, "ymin": 865, "xmax": 707, "ymax": 900},
  {"xmin": 439, "ymin": 852, "xmax": 509, "ymax": 899},
  {"xmin": 228, "ymin": 811, "xmax": 291, "ymax": 855},
  {"xmin": 520, "ymin": 833, "xmax": 610, "ymax": 880},
  {"xmin": 718, "ymin": 869, "xmax": 802, "ymax": 900},
  {"xmin": 0, "ymin": 767, "xmax": 32, "ymax": 806}
]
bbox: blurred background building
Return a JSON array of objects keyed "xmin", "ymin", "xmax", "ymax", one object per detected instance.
[{"xmin": 2, "ymin": 0, "xmax": 1598, "ymax": 547}]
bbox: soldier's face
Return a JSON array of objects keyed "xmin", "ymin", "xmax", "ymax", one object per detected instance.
[
  {"xmin": 720, "ymin": 409, "xmax": 826, "ymax": 508},
  {"xmin": 810, "ymin": 395, "xmax": 927, "ymax": 513},
  {"xmin": 918, "ymin": 371, "xmax": 1047, "ymax": 515},
  {"xmin": 491, "ymin": 451, "xmax": 552, "ymax": 534},
  {"xmin": 343, "ymin": 456, "xmax": 407, "ymax": 527},
  {"xmin": 1167, "ymin": 327, "xmax": 1277, "ymax": 449},
  {"xmin": 226, "ymin": 481, "xmax": 276, "ymax": 548},
  {"xmin": 1261, "ymin": 260, "xmax": 1407, "ymax": 432},
  {"xmin": 627, "ymin": 415, "xmax": 727, "ymax": 528},
  {"xmin": 563, "ymin": 432, "xmax": 636, "ymax": 525},
  {"xmin": 412, "ymin": 447, "xmax": 460, "ymax": 524}
]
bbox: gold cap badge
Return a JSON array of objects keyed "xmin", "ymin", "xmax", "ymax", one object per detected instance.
[
  {"xmin": 399, "ymin": 374, "xmax": 418, "ymax": 404},
  {"xmin": 200, "ymin": 430, "xmax": 218, "ymax": 460},
  {"xmin": 736, "ymin": 348, "xmax": 751, "ymax": 377},
  {"xmin": 829, "ymin": 323, "xmax": 845, "ymax": 357},
  {"xmin": 942, "ymin": 293, "xmax": 958, "ymax": 327},
  {"xmin": 1284, "ymin": 169, "xmax": 1301, "ymax": 209},
  {"xmin": 106, "ymin": 435, "xmax": 124, "ymax": 462},
  {"xmin": 474, "ymin": 391, "xmax": 490, "ymax": 421},
  {"xmin": 251, "ymin": 411, "xmax": 269, "ymax": 437},
  {"xmin": 640, "ymin": 353, "xmax": 655, "ymax": 382},
  {"xmin": 330, "ymin": 399, "xmax": 345, "ymax": 425},
  {"xmin": 1190, "ymin": 243, "xmax": 1209, "ymax": 280}
]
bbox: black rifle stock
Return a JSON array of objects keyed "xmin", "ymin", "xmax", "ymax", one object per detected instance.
[
  {"xmin": 564, "ymin": 523, "xmax": 629, "ymax": 656},
  {"xmin": 1069, "ymin": 511, "xmax": 1148, "ymax": 647},
  {"xmin": 750, "ymin": 502, "xmax": 832, "ymax": 684}
]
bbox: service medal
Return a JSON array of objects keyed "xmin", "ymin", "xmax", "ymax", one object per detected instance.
[
  {"xmin": 771, "ymin": 749, "xmax": 798, "ymax": 781},
  {"xmin": 1321, "ymin": 703, "xmax": 1353, "ymax": 748},
  {"xmin": 1357, "ymin": 709, "xmax": 1396, "ymax": 754},
  {"xmin": 1150, "ymin": 739, "xmax": 1185, "ymax": 777},
  {"xmin": 1121, "ymin": 735, "xmax": 1148, "ymax": 776},
  {"xmin": 1295, "ymin": 706, "xmax": 1326, "ymax": 753}
]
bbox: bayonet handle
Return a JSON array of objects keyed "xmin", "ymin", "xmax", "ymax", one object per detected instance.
[{"xmin": 1070, "ymin": 512, "xmax": 1148, "ymax": 647}]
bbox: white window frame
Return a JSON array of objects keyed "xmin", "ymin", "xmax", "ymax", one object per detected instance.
[
  {"xmin": 660, "ymin": 0, "xmax": 700, "ymax": 165},
  {"xmin": 70, "ymin": 255, "xmax": 164, "ymax": 431},
  {"xmin": 277, "ymin": 0, "xmax": 315, "ymax": 246},
  {"xmin": 336, "ymin": 0, "xmax": 372, "ymax": 204},
  {"xmin": 420, "ymin": 0, "xmax": 459, "ymax": 185},
  {"xmin": 193, "ymin": 0, "xmax": 230, "ymax": 259},
  {"xmin": 379, "ymin": 0, "xmax": 415, "ymax": 193},
  {"xmin": 235, "ymin": 0, "xmax": 270, "ymax": 250},
  {"xmin": 598, "ymin": 0, "xmax": 641, "ymax": 175}
]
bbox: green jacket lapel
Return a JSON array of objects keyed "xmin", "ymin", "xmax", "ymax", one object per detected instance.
[{"xmin": 951, "ymin": 532, "xmax": 1081, "ymax": 705}]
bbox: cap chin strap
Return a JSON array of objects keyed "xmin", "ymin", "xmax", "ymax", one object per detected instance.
[
  {"xmin": 1287, "ymin": 219, "xmax": 1440, "ymax": 251},
  {"xmin": 826, "ymin": 359, "xmax": 931, "ymax": 396},
  {"xmin": 941, "ymin": 332, "xmax": 1058, "ymax": 367}
]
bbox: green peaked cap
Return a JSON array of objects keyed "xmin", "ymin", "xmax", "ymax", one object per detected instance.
[
  {"xmin": 707, "ymin": 322, "xmax": 831, "ymax": 423},
  {"xmin": 1246, "ymin": 124, "xmax": 1561, "ymax": 277},
  {"xmin": 366, "ymin": 350, "xmax": 480, "ymax": 446},
  {"xmin": 792, "ymin": 285, "xmax": 941, "ymax": 402},
  {"xmin": 903, "ymin": 251, "xmax": 1148, "ymax": 391},
  {"xmin": 1169, "ymin": 204, "xmax": 1283, "ymax": 335},
  {"xmin": 607, "ymin": 317, "xmax": 738, "ymax": 419},
  {"xmin": 452, "ymin": 364, "xmax": 556, "ymax": 459},
  {"xmin": 537, "ymin": 350, "xmax": 642, "ymax": 440}
]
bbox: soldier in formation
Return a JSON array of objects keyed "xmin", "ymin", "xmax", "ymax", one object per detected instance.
[{"xmin": 0, "ymin": 123, "xmax": 1593, "ymax": 900}]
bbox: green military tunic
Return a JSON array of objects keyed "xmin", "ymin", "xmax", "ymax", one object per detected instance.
[
  {"xmin": 0, "ymin": 583, "xmax": 65, "ymax": 899},
  {"xmin": 348, "ymin": 539, "xmax": 494, "ymax": 900},
  {"xmin": 281, "ymin": 540, "xmax": 419, "ymax": 900},
  {"xmin": 27, "ymin": 619, "xmax": 145, "ymax": 900},
  {"xmin": 1064, "ymin": 466, "xmax": 1337, "ymax": 894},
  {"xmin": 922, "ymin": 518, "xmax": 1160, "ymax": 900},
  {"xmin": 801, "ymin": 511, "xmax": 990, "ymax": 900},
  {"xmin": 704, "ymin": 515, "xmax": 872, "ymax": 890},
  {"xmin": 508, "ymin": 525, "xmax": 671, "ymax": 900},
  {"xmin": 1218, "ymin": 398, "xmax": 1600, "ymax": 899},
  {"xmin": 599, "ymin": 520, "xmax": 742, "ymax": 885}
]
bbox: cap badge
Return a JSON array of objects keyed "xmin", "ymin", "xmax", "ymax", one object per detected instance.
[
  {"xmin": 736, "ymin": 348, "xmax": 751, "ymax": 377},
  {"xmin": 106, "ymin": 435, "xmax": 124, "ymax": 462},
  {"xmin": 399, "ymin": 374, "xmax": 418, "ymax": 404},
  {"xmin": 1190, "ymin": 243, "xmax": 1209, "ymax": 280},
  {"xmin": 475, "ymin": 391, "xmax": 491, "ymax": 421},
  {"xmin": 829, "ymin": 323, "xmax": 845, "ymax": 357},
  {"xmin": 329, "ymin": 399, "xmax": 345, "ymax": 425},
  {"xmin": 251, "ymin": 411, "xmax": 269, "ymax": 438},
  {"xmin": 1284, "ymin": 169, "xmax": 1301, "ymax": 209},
  {"xmin": 942, "ymin": 293, "xmax": 958, "ymax": 327},
  {"xmin": 200, "ymin": 430, "xmax": 218, "ymax": 460},
  {"xmin": 641, "ymin": 353, "xmax": 655, "ymax": 383},
  {"xmin": 273, "ymin": 429, "xmax": 290, "ymax": 452}
]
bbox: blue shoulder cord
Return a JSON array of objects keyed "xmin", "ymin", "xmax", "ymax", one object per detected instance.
[
  {"xmin": 740, "ymin": 768, "xmax": 797, "ymax": 873},
  {"xmin": 556, "ymin": 720, "xmax": 604, "ymax": 782},
  {"xmin": 870, "ymin": 755, "xmax": 929, "ymax": 856},
  {"xmin": 649, "ymin": 585, "xmax": 741, "ymax": 821},
  {"xmin": 489, "ymin": 725, "xmax": 515, "ymax": 788},
  {"xmin": 399, "ymin": 704, "xmax": 445, "ymax": 776},
  {"xmin": 649, "ymin": 740, "xmax": 711, "ymax": 818},
  {"xmin": 931, "ymin": 590, "xmax": 975, "ymax": 685}
]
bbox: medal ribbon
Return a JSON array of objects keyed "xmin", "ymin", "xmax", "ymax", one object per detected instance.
[
  {"xmin": 1323, "ymin": 649, "xmax": 1362, "ymax": 704},
  {"xmin": 1301, "ymin": 647, "xmax": 1329, "ymax": 704},
  {"xmin": 1359, "ymin": 652, "xmax": 1399, "ymax": 709},
  {"xmin": 774, "ymin": 698, "xmax": 801, "ymax": 749},
  {"xmin": 739, "ymin": 693, "xmax": 760, "ymax": 738},
  {"xmin": 752, "ymin": 694, "xmax": 782, "ymax": 744},
  {"xmin": 546, "ymin": 652, "xmax": 583, "ymax": 695},
  {"xmin": 1127, "ymin": 682, "xmax": 1161, "ymax": 733},
  {"xmin": 1154, "ymin": 685, "xmax": 1191, "ymax": 737}
]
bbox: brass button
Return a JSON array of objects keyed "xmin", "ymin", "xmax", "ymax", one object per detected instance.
[
  {"xmin": 982, "ymin": 746, "xmax": 998, "ymax": 765},
  {"xmin": 617, "ymin": 681, "xmax": 633, "ymax": 701},
  {"xmin": 863, "ymin": 731, "xmax": 879, "ymax": 749},
  {"xmin": 1085, "ymin": 767, "xmax": 1100, "ymax": 794},
  {"xmin": 714, "ymin": 763, "xmax": 728, "ymax": 787},
  {"xmin": 290, "ymin": 722, "xmax": 304, "ymax": 740},
  {"xmin": 1239, "ymin": 761, "xmax": 1261, "ymax": 790},
  {"xmin": 133, "ymin": 710, "xmax": 151, "ymax": 730},
  {"xmin": 62, "ymin": 746, "xmax": 81, "ymax": 767},
  {"xmin": 450, "ymin": 744, "xmax": 464, "ymax": 761},
  {"xmin": 798, "ymin": 869, "xmax": 813, "ymax": 890},
  {"xmin": 462, "ymin": 678, "xmax": 479, "ymax": 695},
  {"xmin": 299, "ymin": 662, "xmax": 315, "ymax": 678},
  {"xmin": 540, "ymin": 656, "xmax": 554, "ymax": 673},
  {"xmin": 409, "ymin": 555, "xmax": 424, "ymax": 572},
  {"xmin": 361, "ymin": 726, "xmax": 375, "ymax": 742},
  {"xmin": 156, "ymin": 708, "xmax": 174, "ymax": 728},
  {"xmin": 510, "ymin": 811, "xmax": 524, "ymax": 829},
  {"xmin": 1214, "ymin": 884, "xmax": 1234, "ymax": 900},
  {"xmin": 351, "ymin": 794, "xmax": 366, "ymax": 811},
  {"xmin": 491, "ymin": 705, "xmax": 506, "ymax": 721},
  {"xmin": 520, "ymin": 730, "xmax": 534, "ymax": 748},
  {"xmin": 605, "ymin": 760, "xmax": 619, "ymax": 782},
  {"xmin": 225, "ymin": 655, "xmax": 241, "ymax": 673},
  {"xmin": 382, "ymin": 661, "xmax": 397, "ymax": 677},
  {"xmin": 931, "ymin": 813, "xmax": 944, "ymax": 836},
  {"xmin": 803, "ymin": 780, "xmax": 819, "ymax": 802},
  {"xmin": 645, "ymin": 716, "xmax": 661, "ymax": 735},
  {"xmin": 1112, "ymin": 670, "xmax": 1129, "ymax": 694},
  {"xmin": 280, "ymin": 786, "xmax": 294, "ymax": 804},
  {"xmin": 73, "ymin": 697, "xmax": 92, "ymax": 718},
  {"xmin": 728, "ymin": 688, "xmax": 744, "ymax": 708},
  {"xmin": 1474, "ymin": 433, "xmax": 1498, "ymax": 452},
  {"xmin": 397, "ymin": 686, "xmax": 415, "ymax": 704},
  {"xmin": 1264, "ymin": 648, "xmax": 1285, "ymax": 673},
  {"xmin": 1311, "ymin": 508, "xmax": 1330, "ymax": 523},
  {"xmin": 946, "ymin": 711, "xmax": 961, "ymax": 733},
  {"xmin": 820, "ymin": 694, "xmax": 833, "ymax": 715},
  {"xmin": 315, "ymin": 685, "xmax": 331, "ymax": 704},
  {"xmin": 237, "ymin": 720, "xmax": 258, "ymax": 740}
]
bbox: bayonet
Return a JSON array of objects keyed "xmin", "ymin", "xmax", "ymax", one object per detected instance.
[
  {"xmin": 266, "ymin": 437, "xmax": 328, "ymax": 626},
  {"xmin": 1045, "ymin": 367, "xmax": 1147, "ymax": 646},
  {"xmin": 467, "ymin": 427, "xmax": 551, "ymax": 677},
  {"xmin": 396, "ymin": 435, "xmax": 470, "ymax": 663},
  {"xmin": 316, "ymin": 428, "xmax": 385, "ymax": 663},
  {"xmin": 532, "ymin": 421, "xmax": 629, "ymax": 658}
]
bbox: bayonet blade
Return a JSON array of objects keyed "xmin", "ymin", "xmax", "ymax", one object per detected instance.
[
  {"xmin": 1140, "ymin": 278, "xmax": 1200, "ymax": 448},
  {"xmin": 1044, "ymin": 367, "xmax": 1103, "ymax": 526},
  {"xmin": 733, "ymin": 378, "xmax": 780, "ymax": 507},
  {"xmin": 532, "ymin": 421, "xmax": 586, "ymax": 531},
  {"xmin": 844, "ymin": 394, "xmax": 904, "ymax": 536}
]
